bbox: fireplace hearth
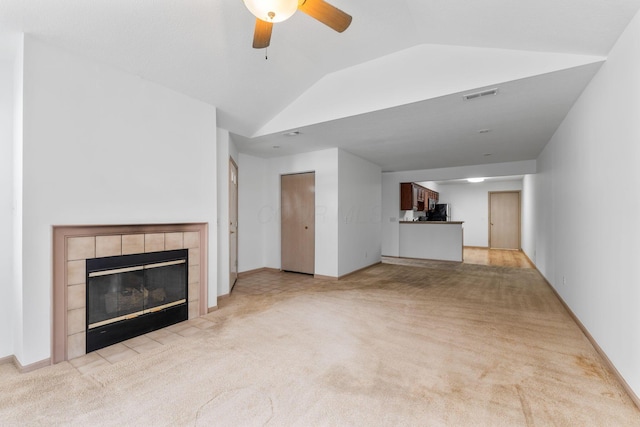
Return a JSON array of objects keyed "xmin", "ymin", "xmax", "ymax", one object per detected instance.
[{"xmin": 86, "ymin": 249, "xmax": 188, "ymax": 352}]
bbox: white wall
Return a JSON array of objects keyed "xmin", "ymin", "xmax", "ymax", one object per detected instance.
[
  {"xmin": 238, "ymin": 148, "xmax": 381, "ymax": 279},
  {"xmin": 533, "ymin": 9, "xmax": 640, "ymax": 397},
  {"xmin": 521, "ymin": 174, "xmax": 536, "ymax": 263},
  {"xmin": 0, "ymin": 57, "xmax": 15, "ymax": 358},
  {"xmin": 17, "ymin": 37, "xmax": 218, "ymax": 365},
  {"xmin": 382, "ymin": 161, "xmax": 536, "ymax": 256},
  {"xmin": 237, "ymin": 153, "xmax": 268, "ymax": 273},
  {"xmin": 11, "ymin": 36, "xmax": 24, "ymax": 363},
  {"xmin": 337, "ymin": 150, "xmax": 382, "ymax": 277},
  {"xmin": 437, "ymin": 179, "xmax": 523, "ymax": 247},
  {"xmin": 263, "ymin": 149, "xmax": 340, "ymax": 277}
]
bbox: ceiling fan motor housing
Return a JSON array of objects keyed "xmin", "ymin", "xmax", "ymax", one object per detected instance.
[{"xmin": 243, "ymin": 0, "xmax": 298, "ymax": 23}]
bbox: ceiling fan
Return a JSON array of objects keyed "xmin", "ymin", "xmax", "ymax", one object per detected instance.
[{"xmin": 243, "ymin": 0, "xmax": 352, "ymax": 49}]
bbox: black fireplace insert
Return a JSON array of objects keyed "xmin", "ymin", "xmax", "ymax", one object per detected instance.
[{"xmin": 86, "ymin": 249, "xmax": 188, "ymax": 353}]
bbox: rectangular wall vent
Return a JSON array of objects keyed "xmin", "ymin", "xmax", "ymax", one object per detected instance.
[{"xmin": 463, "ymin": 88, "xmax": 499, "ymax": 101}]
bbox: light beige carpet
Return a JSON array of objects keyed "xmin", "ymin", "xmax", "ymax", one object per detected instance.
[{"xmin": 1, "ymin": 262, "xmax": 639, "ymax": 426}]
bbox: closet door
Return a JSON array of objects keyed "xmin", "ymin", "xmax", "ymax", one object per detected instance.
[
  {"xmin": 281, "ymin": 172, "xmax": 315, "ymax": 274},
  {"xmin": 489, "ymin": 191, "xmax": 521, "ymax": 249}
]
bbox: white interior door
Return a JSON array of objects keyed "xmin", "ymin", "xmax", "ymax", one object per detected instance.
[
  {"xmin": 229, "ymin": 159, "xmax": 238, "ymax": 290},
  {"xmin": 489, "ymin": 191, "xmax": 521, "ymax": 250},
  {"xmin": 281, "ymin": 172, "xmax": 315, "ymax": 275}
]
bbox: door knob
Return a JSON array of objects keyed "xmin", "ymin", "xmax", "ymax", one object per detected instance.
[{"xmin": 305, "ymin": 226, "xmax": 308, "ymax": 229}]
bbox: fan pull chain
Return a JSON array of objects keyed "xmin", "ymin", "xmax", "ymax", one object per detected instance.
[{"xmin": 265, "ymin": 47, "xmax": 268, "ymax": 60}]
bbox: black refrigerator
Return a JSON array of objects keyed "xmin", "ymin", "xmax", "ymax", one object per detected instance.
[{"xmin": 429, "ymin": 204, "xmax": 450, "ymax": 221}]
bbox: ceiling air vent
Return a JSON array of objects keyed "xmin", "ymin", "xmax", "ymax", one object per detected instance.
[{"xmin": 463, "ymin": 88, "xmax": 498, "ymax": 101}]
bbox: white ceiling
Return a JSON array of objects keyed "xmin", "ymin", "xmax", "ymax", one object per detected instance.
[
  {"xmin": 432, "ymin": 175, "xmax": 525, "ymax": 186},
  {"xmin": 1, "ymin": 0, "xmax": 639, "ymax": 171}
]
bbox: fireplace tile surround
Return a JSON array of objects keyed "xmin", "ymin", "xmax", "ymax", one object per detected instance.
[{"xmin": 53, "ymin": 223, "xmax": 208, "ymax": 364}]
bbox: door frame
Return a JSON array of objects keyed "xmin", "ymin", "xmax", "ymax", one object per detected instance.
[
  {"xmin": 488, "ymin": 190, "xmax": 521, "ymax": 250},
  {"xmin": 280, "ymin": 171, "xmax": 316, "ymax": 275},
  {"xmin": 229, "ymin": 157, "xmax": 239, "ymax": 291}
]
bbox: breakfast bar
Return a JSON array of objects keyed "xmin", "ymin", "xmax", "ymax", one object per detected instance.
[{"xmin": 399, "ymin": 221, "xmax": 464, "ymax": 262}]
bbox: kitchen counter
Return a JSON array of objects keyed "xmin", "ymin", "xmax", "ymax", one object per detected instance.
[
  {"xmin": 399, "ymin": 221, "xmax": 464, "ymax": 262},
  {"xmin": 399, "ymin": 221, "xmax": 464, "ymax": 225}
]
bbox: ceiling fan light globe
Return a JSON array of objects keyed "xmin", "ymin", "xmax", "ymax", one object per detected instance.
[{"xmin": 243, "ymin": 0, "xmax": 298, "ymax": 23}]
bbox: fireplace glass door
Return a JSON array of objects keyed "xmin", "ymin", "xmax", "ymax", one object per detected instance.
[{"xmin": 86, "ymin": 249, "xmax": 188, "ymax": 352}]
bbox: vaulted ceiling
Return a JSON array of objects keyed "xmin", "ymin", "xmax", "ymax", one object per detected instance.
[{"xmin": 1, "ymin": 0, "xmax": 639, "ymax": 171}]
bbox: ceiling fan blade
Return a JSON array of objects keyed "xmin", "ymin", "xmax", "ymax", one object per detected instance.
[
  {"xmin": 298, "ymin": 0, "xmax": 352, "ymax": 33},
  {"xmin": 253, "ymin": 18, "xmax": 273, "ymax": 49}
]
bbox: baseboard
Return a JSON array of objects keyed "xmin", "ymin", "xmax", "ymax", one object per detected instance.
[
  {"xmin": 520, "ymin": 251, "xmax": 536, "ymax": 268},
  {"xmin": 391, "ymin": 255, "xmax": 463, "ymax": 264},
  {"xmin": 239, "ymin": 266, "xmax": 377, "ymax": 281},
  {"xmin": 536, "ymin": 269, "xmax": 640, "ymax": 410},
  {"xmin": 337, "ymin": 261, "xmax": 382, "ymax": 279},
  {"xmin": 237, "ymin": 267, "xmax": 280, "ymax": 278},
  {"xmin": 207, "ymin": 305, "xmax": 218, "ymax": 313},
  {"xmin": 0, "ymin": 355, "xmax": 14, "ymax": 365},
  {"xmin": 313, "ymin": 274, "xmax": 338, "ymax": 281},
  {"xmin": 465, "ymin": 245, "xmax": 524, "ymax": 251},
  {"xmin": 13, "ymin": 356, "xmax": 51, "ymax": 373}
]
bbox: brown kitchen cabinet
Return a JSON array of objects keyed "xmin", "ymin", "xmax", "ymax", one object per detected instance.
[
  {"xmin": 400, "ymin": 182, "xmax": 439, "ymax": 211},
  {"xmin": 400, "ymin": 182, "xmax": 415, "ymax": 210}
]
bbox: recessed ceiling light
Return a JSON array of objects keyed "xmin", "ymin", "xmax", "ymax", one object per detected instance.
[
  {"xmin": 478, "ymin": 129, "xmax": 492, "ymax": 134},
  {"xmin": 467, "ymin": 178, "xmax": 485, "ymax": 183},
  {"xmin": 272, "ymin": 145, "xmax": 280, "ymax": 149},
  {"xmin": 283, "ymin": 131, "xmax": 300, "ymax": 137}
]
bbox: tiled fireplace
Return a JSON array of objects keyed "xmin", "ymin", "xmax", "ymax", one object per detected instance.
[{"xmin": 52, "ymin": 223, "xmax": 208, "ymax": 363}]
